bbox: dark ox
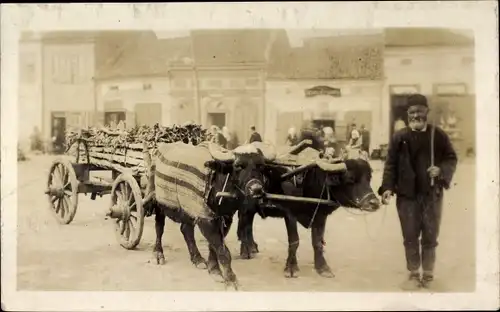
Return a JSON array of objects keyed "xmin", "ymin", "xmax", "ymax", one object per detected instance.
[
  {"xmin": 150, "ymin": 142, "xmax": 272, "ymax": 289},
  {"xmin": 237, "ymin": 147, "xmax": 381, "ymax": 278}
]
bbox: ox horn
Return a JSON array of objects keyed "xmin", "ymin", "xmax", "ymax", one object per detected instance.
[
  {"xmin": 315, "ymin": 159, "xmax": 347, "ymax": 172},
  {"xmin": 250, "ymin": 141, "xmax": 277, "ymax": 162},
  {"xmin": 207, "ymin": 142, "xmax": 235, "ymax": 162}
]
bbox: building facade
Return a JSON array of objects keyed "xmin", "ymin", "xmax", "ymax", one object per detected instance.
[
  {"xmin": 19, "ymin": 29, "xmax": 474, "ymax": 156},
  {"xmin": 42, "ymin": 36, "xmax": 96, "ymax": 139}
]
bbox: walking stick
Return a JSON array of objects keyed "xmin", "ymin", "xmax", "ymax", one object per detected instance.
[{"xmin": 430, "ymin": 111, "xmax": 437, "ymax": 187}]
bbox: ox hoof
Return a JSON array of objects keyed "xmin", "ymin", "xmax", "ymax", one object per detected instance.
[
  {"xmin": 239, "ymin": 244, "xmax": 255, "ymax": 260},
  {"xmin": 191, "ymin": 254, "xmax": 207, "ymax": 269},
  {"xmin": 155, "ymin": 253, "xmax": 166, "ymax": 265},
  {"xmin": 284, "ymin": 264, "xmax": 300, "ymax": 278},
  {"xmin": 193, "ymin": 259, "xmax": 208, "ymax": 270},
  {"xmin": 317, "ymin": 269, "xmax": 335, "ymax": 278},
  {"xmin": 209, "ymin": 271, "xmax": 225, "ymax": 283},
  {"xmin": 251, "ymin": 242, "xmax": 259, "ymax": 254},
  {"xmin": 224, "ymin": 280, "xmax": 239, "ymax": 291}
]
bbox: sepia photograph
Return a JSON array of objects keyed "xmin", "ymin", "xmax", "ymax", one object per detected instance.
[{"xmin": 2, "ymin": 2, "xmax": 498, "ymax": 311}]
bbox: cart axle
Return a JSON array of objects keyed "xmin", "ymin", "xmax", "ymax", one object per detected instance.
[
  {"xmin": 106, "ymin": 204, "xmax": 128, "ymax": 219},
  {"xmin": 45, "ymin": 187, "xmax": 66, "ymax": 198}
]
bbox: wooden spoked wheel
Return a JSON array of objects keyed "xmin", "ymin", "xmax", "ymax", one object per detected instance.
[
  {"xmin": 110, "ymin": 173, "xmax": 145, "ymax": 250},
  {"xmin": 46, "ymin": 159, "xmax": 79, "ymax": 224}
]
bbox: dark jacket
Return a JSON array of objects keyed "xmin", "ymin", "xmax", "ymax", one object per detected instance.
[
  {"xmin": 249, "ymin": 131, "xmax": 262, "ymax": 143},
  {"xmin": 378, "ymin": 125, "xmax": 457, "ymax": 198},
  {"xmin": 299, "ymin": 129, "xmax": 323, "ymax": 151},
  {"xmin": 361, "ymin": 130, "xmax": 370, "ymax": 152}
]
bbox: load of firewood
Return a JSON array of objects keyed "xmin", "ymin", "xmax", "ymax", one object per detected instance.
[{"xmin": 65, "ymin": 123, "xmax": 212, "ymax": 175}]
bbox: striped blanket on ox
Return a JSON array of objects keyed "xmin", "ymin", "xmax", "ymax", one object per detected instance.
[{"xmin": 154, "ymin": 141, "xmax": 215, "ymax": 220}]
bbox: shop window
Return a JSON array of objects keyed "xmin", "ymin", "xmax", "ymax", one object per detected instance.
[
  {"xmin": 245, "ymin": 78, "xmax": 260, "ymax": 87},
  {"xmin": 433, "ymin": 83, "xmax": 467, "ymax": 96},
  {"xmin": 230, "ymin": 79, "xmax": 244, "ymax": 88},
  {"xmin": 461, "ymin": 56, "xmax": 474, "ymax": 66},
  {"xmin": 400, "ymin": 58, "xmax": 412, "ymax": 66},
  {"xmin": 351, "ymin": 86, "xmax": 363, "ymax": 95},
  {"xmin": 207, "ymin": 79, "xmax": 223, "ymax": 88},
  {"xmin": 174, "ymin": 79, "xmax": 187, "ymax": 89},
  {"xmin": 51, "ymin": 54, "xmax": 87, "ymax": 85}
]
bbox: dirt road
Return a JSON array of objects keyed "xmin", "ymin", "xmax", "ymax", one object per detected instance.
[{"xmin": 16, "ymin": 155, "xmax": 475, "ymax": 292}]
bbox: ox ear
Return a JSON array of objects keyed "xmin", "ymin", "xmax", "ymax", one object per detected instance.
[
  {"xmin": 204, "ymin": 160, "xmax": 233, "ymax": 174},
  {"xmin": 204, "ymin": 160, "xmax": 218, "ymax": 171}
]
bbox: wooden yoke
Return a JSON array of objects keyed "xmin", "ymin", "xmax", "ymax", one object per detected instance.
[{"xmin": 288, "ymin": 140, "xmax": 313, "ymax": 156}]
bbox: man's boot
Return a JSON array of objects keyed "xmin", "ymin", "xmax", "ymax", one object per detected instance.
[
  {"xmin": 400, "ymin": 271, "xmax": 421, "ymax": 291},
  {"xmin": 421, "ymin": 248, "xmax": 436, "ymax": 289},
  {"xmin": 421, "ymin": 271, "xmax": 434, "ymax": 289}
]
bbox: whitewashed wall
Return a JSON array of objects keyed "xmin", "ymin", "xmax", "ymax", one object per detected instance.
[
  {"xmin": 42, "ymin": 42, "xmax": 96, "ymax": 138},
  {"xmin": 96, "ymin": 77, "xmax": 172, "ymax": 125},
  {"xmin": 18, "ymin": 40, "xmax": 43, "ymax": 147}
]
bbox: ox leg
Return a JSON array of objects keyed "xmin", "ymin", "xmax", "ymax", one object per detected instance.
[
  {"xmin": 180, "ymin": 223, "xmax": 207, "ymax": 270},
  {"xmin": 199, "ymin": 218, "xmax": 238, "ymax": 289},
  {"xmin": 284, "ymin": 214, "xmax": 300, "ymax": 278},
  {"xmin": 153, "ymin": 207, "xmax": 166, "ymax": 265},
  {"xmin": 311, "ymin": 215, "xmax": 334, "ymax": 278},
  {"xmin": 238, "ymin": 210, "xmax": 259, "ymax": 259}
]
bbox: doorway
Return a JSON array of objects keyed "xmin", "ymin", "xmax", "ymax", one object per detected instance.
[
  {"xmin": 389, "ymin": 94, "xmax": 413, "ymax": 138},
  {"xmin": 51, "ymin": 113, "xmax": 67, "ymax": 154},
  {"xmin": 104, "ymin": 111, "xmax": 126, "ymax": 128},
  {"xmin": 312, "ymin": 119, "xmax": 335, "ymax": 133},
  {"xmin": 207, "ymin": 113, "xmax": 226, "ymax": 129}
]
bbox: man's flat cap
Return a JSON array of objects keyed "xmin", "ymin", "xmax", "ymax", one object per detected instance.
[{"xmin": 407, "ymin": 93, "xmax": 428, "ymax": 108}]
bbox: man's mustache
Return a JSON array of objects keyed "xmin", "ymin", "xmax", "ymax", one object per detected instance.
[{"xmin": 409, "ymin": 117, "xmax": 426, "ymax": 122}]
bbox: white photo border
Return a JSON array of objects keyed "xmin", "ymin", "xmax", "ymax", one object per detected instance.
[{"xmin": 1, "ymin": 2, "xmax": 498, "ymax": 311}]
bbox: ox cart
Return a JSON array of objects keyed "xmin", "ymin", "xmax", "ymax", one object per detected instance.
[{"xmin": 44, "ymin": 125, "xmax": 207, "ymax": 250}]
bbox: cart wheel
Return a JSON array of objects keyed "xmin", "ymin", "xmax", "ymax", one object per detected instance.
[
  {"xmin": 110, "ymin": 173, "xmax": 145, "ymax": 250},
  {"xmin": 46, "ymin": 159, "xmax": 79, "ymax": 224}
]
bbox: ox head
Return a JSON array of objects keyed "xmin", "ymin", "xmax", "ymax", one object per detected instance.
[
  {"xmin": 316, "ymin": 157, "xmax": 380, "ymax": 212},
  {"xmin": 206, "ymin": 142, "xmax": 276, "ymax": 201}
]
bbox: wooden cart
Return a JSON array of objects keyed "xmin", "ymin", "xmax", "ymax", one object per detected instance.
[{"xmin": 44, "ymin": 132, "xmax": 156, "ymax": 250}]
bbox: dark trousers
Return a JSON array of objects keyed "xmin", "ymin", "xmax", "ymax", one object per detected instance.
[{"xmin": 396, "ymin": 190, "xmax": 443, "ymax": 274}]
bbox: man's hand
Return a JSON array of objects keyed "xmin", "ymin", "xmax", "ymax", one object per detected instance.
[
  {"xmin": 427, "ymin": 166, "xmax": 441, "ymax": 178},
  {"xmin": 381, "ymin": 190, "xmax": 393, "ymax": 205}
]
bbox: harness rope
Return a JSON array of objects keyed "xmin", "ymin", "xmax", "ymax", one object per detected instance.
[{"xmin": 312, "ymin": 178, "xmax": 389, "ymax": 242}]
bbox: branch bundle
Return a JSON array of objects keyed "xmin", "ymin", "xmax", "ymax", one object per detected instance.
[{"xmin": 65, "ymin": 124, "xmax": 212, "ymax": 175}]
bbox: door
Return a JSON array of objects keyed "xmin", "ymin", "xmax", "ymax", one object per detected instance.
[
  {"xmin": 104, "ymin": 111, "xmax": 126, "ymax": 128},
  {"xmin": 312, "ymin": 119, "xmax": 335, "ymax": 132},
  {"xmin": 207, "ymin": 113, "xmax": 226, "ymax": 129},
  {"xmin": 389, "ymin": 94, "xmax": 413, "ymax": 139},
  {"xmin": 135, "ymin": 103, "xmax": 162, "ymax": 126},
  {"xmin": 51, "ymin": 113, "xmax": 66, "ymax": 153}
]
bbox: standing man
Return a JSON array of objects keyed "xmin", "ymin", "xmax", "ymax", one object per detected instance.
[
  {"xmin": 248, "ymin": 126, "xmax": 262, "ymax": 143},
  {"xmin": 360, "ymin": 125, "xmax": 371, "ymax": 160},
  {"xmin": 378, "ymin": 94, "xmax": 457, "ymax": 290}
]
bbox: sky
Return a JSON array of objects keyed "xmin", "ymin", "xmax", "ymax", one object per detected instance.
[
  {"xmin": 154, "ymin": 29, "xmax": 385, "ymax": 47},
  {"xmin": 154, "ymin": 28, "xmax": 473, "ymax": 48}
]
